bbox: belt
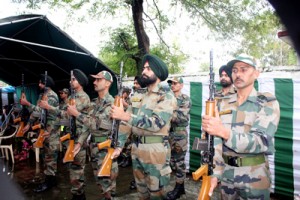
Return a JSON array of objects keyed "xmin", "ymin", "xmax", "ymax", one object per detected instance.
[
  {"xmin": 132, "ymin": 135, "xmax": 164, "ymax": 144},
  {"xmin": 222, "ymin": 154, "xmax": 265, "ymax": 167},
  {"xmin": 91, "ymin": 136, "xmax": 107, "ymax": 143},
  {"xmin": 172, "ymin": 127, "xmax": 186, "ymax": 131}
]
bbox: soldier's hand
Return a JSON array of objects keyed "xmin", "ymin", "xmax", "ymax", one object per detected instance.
[
  {"xmin": 43, "ymin": 131, "xmax": 50, "ymax": 139},
  {"xmin": 111, "ymin": 147, "xmax": 122, "ymax": 159},
  {"xmin": 73, "ymin": 143, "xmax": 81, "ymax": 156},
  {"xmin": 111, "ymin": 100, "xmax": 131, "ymax": 121},
  {"xmin": 39, "ymin": 100, "xmax": 49, "ymax": 110},
  {"xmin": 67, "ymin": 105, "xmax": 79, "ymax": 117},
  {"xmin": 22, "ymin": 124, "xmax": 30, "ymax": 134},
  {"xmin": 209, "ymin": 177, "xmax": 218, "ymax": 197},
  {"xmin": 202, "ymin": 109, "xmax": 230, "ymax": 140},
  {"xmin": 20, "ymin": 97, "xmax": 30, "ymax": 106}
]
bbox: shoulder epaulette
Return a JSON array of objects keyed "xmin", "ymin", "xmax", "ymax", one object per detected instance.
[{"xmin": 257, "ymin": 92, "xmax": 277, "ymax": 103}]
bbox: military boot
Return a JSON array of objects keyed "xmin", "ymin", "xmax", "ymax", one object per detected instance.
[
  {"xmin": 165, "ymin": 182, "xmax": 185, "ymax": 200},
  {"xmin": 71, "ymin": 193, "xmax": 86, "ymax": 200},
  {"xmin": 33, "ymin": 175, "xmax": 57, "ymax": 193}
]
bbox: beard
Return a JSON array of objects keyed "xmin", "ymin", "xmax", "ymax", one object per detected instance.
[
  {"xmin": 220, "ymin": 80, "xmax": 232, "ymax": 87},
  {"xmin": 140, "ymin": 74, "xmax": 157, "ymax": 87}
]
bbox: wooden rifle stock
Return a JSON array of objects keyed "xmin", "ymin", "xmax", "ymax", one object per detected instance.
[
  {"xmin": 97, "ymin": 143, "xmax": 114, "ymax": 177},
  {"xmin": 60, "ymin": 133, "xmax": 74, "ymax": 163},
  {"xmin": 15, "ymin": 120, "xmax": 26, "ymax": 137},
  {"xmin": 15, "ymin": 89, "xmax": 29, "ymax": 137},
  {"xmin": 34, "ymin": 128, "xmax": 45, "ymax": 148},
  {"xmin": 193, "ymin": 164, "xmax": 211, "ymax": 200}
]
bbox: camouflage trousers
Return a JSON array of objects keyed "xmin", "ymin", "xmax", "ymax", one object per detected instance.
[
  {"xmin": 42, "ymin": 128, "xmax": 59, "ymax": 176},
  {"xmin": 69, "ymin": 148, "xmax": 86, "ymax": 195},
  {"xmin": 220, "ymin": 162, "xmax": 271, "ymax": 200},
  {"xmin": 90, "ymin": 145, "xmax": 118, "ymax": 194},
  {"xmin": 169, "ymin": 131, "xmax": 187, "ymax": 184},
  {"xmin": 131, "ymin": 141, "xmax": 171, "ymax": 200}
]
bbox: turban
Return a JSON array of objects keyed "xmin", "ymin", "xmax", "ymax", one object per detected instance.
[
  {"xmin": 40, "ymin": 74, "xmax": 55, "ymax": 88},
  {"xmin": 142, "ymin": 54, "xmax": 169, "ymax": 81},
  {"xmin": 219, "ymin": 65, "xmax": 233, "ymax": 82},
  {"xmin": 73, "ymin": 69, "xmax": 88, "ymax": 87}
]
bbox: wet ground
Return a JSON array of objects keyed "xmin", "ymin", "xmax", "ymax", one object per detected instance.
[{"xmin": 1, "ymin": 150, "xmax": 282, "ymax": 200}]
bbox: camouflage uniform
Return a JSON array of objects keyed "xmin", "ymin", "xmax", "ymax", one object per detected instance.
[
  {"xmin": 215, "ymin": 84, "xmax": 236, "ymax": 98},
  {"xmin": 169, "ymin": 92, "xmax": 191, "ymax": 184},
  {"xmin": 76, "ymin": 93, "xmax": 117, "ymax": 195},
  {"xmin": 29, "ymin": 89, "xmax": 59, "ymax": 176},
  {"xmin": 50, "ymin": 90, "xmax": 90, "ymax": 195},
  {"xmin": 117, "ymin": 84, "xmax": 177, "ymax": 200},
  {"xmin": 214, "ymin": 88, "xmax": 280, "ymax": 200}
]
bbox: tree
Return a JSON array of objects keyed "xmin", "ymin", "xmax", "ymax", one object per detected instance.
[{"xmin": 13, "ymin": 0, "xmax": 290, "ymax": 74}]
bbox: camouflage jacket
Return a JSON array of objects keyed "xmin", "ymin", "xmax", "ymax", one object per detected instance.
[
  {"xmin": 213, "ymin": 88, "xmax": 280, "ymax": 179},
  {"xmin": 29, "ymin": 88, "xmax": 59, "ymax": 127},
  {"xmin": 215, "ymin": 84, "xmax": 236, "ymax": 98},
  {"xmin": 77, "ymin": 93, "xmax": 113, "ymax": 137},
  {"xmin": 117, "ymin": 83, "xmax": 177, "ymax": 148},
  {"xmin": 49, "ymin": 89, "xmax": 90, "ymax": 145},
  {"xmin": 170, "ymin": 92, "xmax": 191, "ymax": 130}
]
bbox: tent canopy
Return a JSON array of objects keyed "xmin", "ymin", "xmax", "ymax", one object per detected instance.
[{"xmin": 0, "ymin": 14, "xmax": 117, "ymax": 97}]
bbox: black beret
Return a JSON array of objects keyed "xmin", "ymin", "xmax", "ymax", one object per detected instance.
[
  {"xmin": 40, "ymin": 74, "xmax": 55, "ymax": 88},
  {"xmin": 142, "ymin": 54, "xmax": 169, "ymax": 81},
  {"xmin": 219, "ymin": 65, "xmax": 233, "ymax": 83},
  {"xmin": 73, "ymin": 69, "xmax": 88, "ymax": 87}
]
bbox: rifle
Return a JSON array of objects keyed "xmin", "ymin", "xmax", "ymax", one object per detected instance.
[
  {"xmin": 32, "ymin": 71, "xmax": 48, "ymax": 148},
  {"xmin": 60, "ymin": 70, "xmax": 76, "ymax": 163},
  {"xmin": 192, "ymin": 50, "xmax": 216, "ymax": 200},
  {"xmin": 97, "ymin": 62, "xmax": 123, "ymax": 177},
  {"xmin": 15, "ymin": 74, "xmax": 30, "ymax": 137}
]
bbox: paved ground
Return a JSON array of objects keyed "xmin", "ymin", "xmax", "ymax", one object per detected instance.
[{"xmin": 1, "ymin": 150, "xmax": 282, "ymax": 200}]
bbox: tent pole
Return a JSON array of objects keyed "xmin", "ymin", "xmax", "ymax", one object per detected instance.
[{"xmin": 0, "ymin": 36, "xmax": 90, "ymax": 56}]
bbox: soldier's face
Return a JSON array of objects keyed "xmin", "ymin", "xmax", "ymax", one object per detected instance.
[
  {"xmin": 170, "ymin": 81, "xmax": 183, "ymax": 93},
  {"xmin": 232, "ymin": 62, "xmax": 259, "ymax": 89},
  {"xmin": 38, "ymin": 81, "xmax": 45, "ymax": 90},
  {"xmin": 70, "ymin": 76, "xmax": 80, "ymax": 89},
  {"xmin": 133, "ymin": 80, "xmax": 141, "ymax": 90},
  {"xmin": 93, "ymin": 78, "xmax": 107, "ymax": 92},
  {"xmin": 141, "ymin": 62, "xmax": 157, "ymax": 86},
  {"xmin": 220, "ymin": 71, "xmax": 232, "ymax": 87}
]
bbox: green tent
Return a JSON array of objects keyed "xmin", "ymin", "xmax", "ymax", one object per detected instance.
[{"xmin": 0, "ymin": 14, "xmax": 118, "ymax": 101}]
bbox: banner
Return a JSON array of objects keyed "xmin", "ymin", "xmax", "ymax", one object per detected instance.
[{"xmin": 182, "ymin": 77, "xmax": 300, "ymax": 198}]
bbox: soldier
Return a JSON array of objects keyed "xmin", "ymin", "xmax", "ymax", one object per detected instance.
[
  {"xmin": 110, "ymin": 54, "xmax": 177, "ymax": 199},
  {"xmin": 202, "ymin": 54, "xmax": 280, "ymax": 199},
  {"xmin": 57, "ymin": 88, "xmax": 70, "ymax": 154},
  {"xmin": 165, "ymin": 77, "xmax": 191, "ymax": 200},
  {"xmin": 215, "ymin": 65, "xmax": 236, "ymax": 98},
  {"xmin": 67, "ymin": 70, "xmax": 116, "ymax": 200},
  {"xmin": 58, "ymin": 88, "xmax": 70, "ymax": 109},
  {"xmin": 40, "ymin": 69, "xmax": 90, "ymax": 200},
  {"xmin": 20, "ymin": 74, "xmax": 59, "ymax": 193}
]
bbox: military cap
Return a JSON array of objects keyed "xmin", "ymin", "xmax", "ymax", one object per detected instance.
[
  {"xmin": 73, "ymin": 69, "xmax": 88, "ymax": 87},
  {"xmin": 59, "ymin": 88, "xmax": 70, "ymax": 95},
  {"xmin": 90, "ymin": 70, "xmax": 113, "ymax": 82},
  {"xmin": 227, "ymin": 54, "xmax": 257, "ymax": 69},
  {"xmin": 142, "ymin": 54, "xmax": 169, "ymax": 81},
  {"xmin": 167, "ymin": 77, "xmax": 183, "ymax": 84}
]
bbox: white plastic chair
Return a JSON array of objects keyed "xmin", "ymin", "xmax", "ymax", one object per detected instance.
[{"xmin": 0, "ymin": 106, "xmax": 19, "ymax": 164}]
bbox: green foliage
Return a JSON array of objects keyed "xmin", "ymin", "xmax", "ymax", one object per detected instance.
[{"xmin": 99, "ymin": 27, "xmax": 187, "ymax": 76}]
